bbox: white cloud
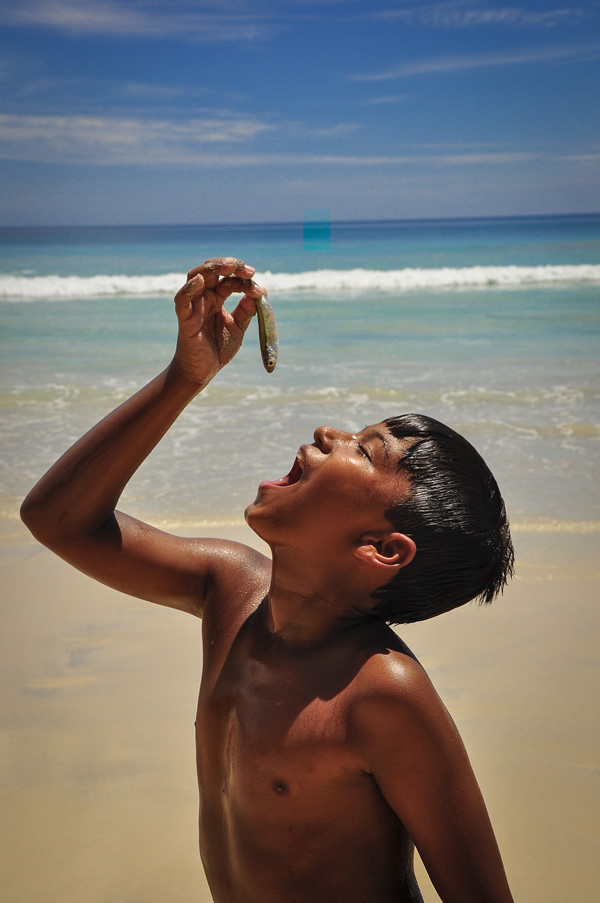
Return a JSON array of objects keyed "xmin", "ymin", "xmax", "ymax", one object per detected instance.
[
  {"xmin": 309, "ymin": 123, "xmax": 361, "ymax": 137},
  {"xmin": 362, "ymin": 94, "xmax": 410, "ymax": 105},
  {"xmin": 0, "ymin": 113, "xmax": 275, "ymax": 165},
  {"xmin": 370, "ymin": 3, "xmax": 595, "ymax": 29},
  {"xmin": 0, "ymin": 0, "xmax": 274, "ymax": 42},
  {"xmin": 2, "ymin": 112, "xmax": 595, "ymax": 174},
  {"xmin": 350, "ymin": 42, "xmax": 600, "ymax": 80},
  {"xmin": 0, "ymin": 113, "xmax": 546, "ymax": 167},
  {"xmin": 562, "ymin": 152, "xmax": 600, "ymax": 163},
  {"xmin": 121, "ymin": 82, "xmax": 197, "ymax": 100},
  {"xmin": 2, "ymin": 1, "xmax": 597, "ymax": 44},
  {"xmin": 5, "ymin": 72, "xmax": 222, "ymax": 113}
]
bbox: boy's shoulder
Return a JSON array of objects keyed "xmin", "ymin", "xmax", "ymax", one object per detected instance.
[
  {"xmin": 200, "ymin": 537, "xmax": 271, "ymax": 618},
  {"xmin": 350, "ymin": 623, "xmax": 449, "ymax": 745},
  {"xmin": 189, "ymin": 536, "xmax": 270, "ymax": 582},
  {"xmin": 200, "ymin": 536, "xmax": 270, "ymax": 570},
  {"xmin": 353, "ymin": 620, "xmax": 425, "ymax": 683},
  {"xmin": 348, "ymin": 628, "xmax": 463, "ymax": 797}
]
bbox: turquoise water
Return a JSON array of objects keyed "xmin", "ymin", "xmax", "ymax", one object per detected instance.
[{"xmin": 2, "ymin": 215, "xmax": 599, "ymax": 527}]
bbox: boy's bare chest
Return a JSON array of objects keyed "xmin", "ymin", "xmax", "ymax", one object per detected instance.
[
  {"xmin": 193, "ymin": 617, "xmax": 415, "ymax": 902},
  {"xmin": 195, "ymin": 633, "xmax": 367, "ymax": 818}
]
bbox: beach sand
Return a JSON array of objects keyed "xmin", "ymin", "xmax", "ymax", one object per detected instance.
[{"xmin": 1, "ymin": 518, "xmax": 598, "ymax": 902}]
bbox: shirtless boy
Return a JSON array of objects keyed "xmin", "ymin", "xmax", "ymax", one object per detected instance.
[{"xmin": 21, "ymin": 257, "xmax": 515, "ymax": 903}]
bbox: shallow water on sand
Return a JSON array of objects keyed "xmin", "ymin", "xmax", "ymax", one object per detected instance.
[{"xmin": 2, "ymin": 215, "xmax": 600, "ymax": 531}]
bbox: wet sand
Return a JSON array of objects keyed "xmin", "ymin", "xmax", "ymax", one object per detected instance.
[{"xmin": 1, "ymin": 518, "xmax": 599, "ymax": 902}]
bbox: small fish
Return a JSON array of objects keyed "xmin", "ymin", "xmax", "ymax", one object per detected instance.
[{"xmin": 254, "ymin": 293, "xmax": 278, "ymax": 373}]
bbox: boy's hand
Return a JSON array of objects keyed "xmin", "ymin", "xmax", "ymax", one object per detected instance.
[{"xmin": 172, "ymin": 257, "xmax": 265, "ymax": 387}]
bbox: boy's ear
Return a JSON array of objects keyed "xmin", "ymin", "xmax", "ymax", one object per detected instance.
[{"xmin": 353, "ymin": 532, "xmax": 416, "ymax": 573}]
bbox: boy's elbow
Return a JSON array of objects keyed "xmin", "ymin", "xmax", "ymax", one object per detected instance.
[
  {"xmin": 20, "ymin": 490, "xmax": 37, "ymax": 526},
  {"xmin": 20, "ymin": 490, "xmax": 61, "ymax": 545},
  {"xmin": 20, "ymin": 492, "xmax": 46, "ymax": 540},
  {"xmin": 20, "ymin": 488, "xmax": 111, "ymax": 551}
]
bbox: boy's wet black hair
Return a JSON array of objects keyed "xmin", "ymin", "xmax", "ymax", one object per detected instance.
[{"xmin": 372, "ymin": 413, "xmax": 514, "ymax": 624}]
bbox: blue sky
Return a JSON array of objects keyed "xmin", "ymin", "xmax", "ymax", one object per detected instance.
[{"xmin": 1, "ymin": 0, "xmax": 599, "ymax": 225}]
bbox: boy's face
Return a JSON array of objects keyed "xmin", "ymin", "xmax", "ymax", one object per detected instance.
[{"xmin": 245, "ymin": 422, "xmax": 411, "ymax": 551}]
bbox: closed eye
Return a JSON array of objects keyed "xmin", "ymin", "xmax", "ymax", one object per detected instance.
[{"xmin": 358, "ymin": 444, "xmax": 372, "ymax": 462}]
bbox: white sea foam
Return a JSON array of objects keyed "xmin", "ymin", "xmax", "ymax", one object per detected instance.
[
  {"xmin": 0, "ymin": 272, "xmax": 183, "ymax": 301},
  {"xmin": 2, "ymin": 264, "xmax": 600, "ymax": 301},
  {"xmin": 260, "ymin": 265, "xmax": 600, "ymax": 294}
]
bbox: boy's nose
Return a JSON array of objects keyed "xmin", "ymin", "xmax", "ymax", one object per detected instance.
[{"xmin": 313, "ymin": 425, "xmax": 354, "ymax": 451}]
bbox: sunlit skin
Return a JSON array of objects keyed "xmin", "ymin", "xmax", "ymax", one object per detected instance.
[
  {"xmin": 244, "ymin": 423, "xmax": 416, "ymax": 639},
  {"xmin": 20, "ymin": 259, "xmax": 514, "ymax": 903}
]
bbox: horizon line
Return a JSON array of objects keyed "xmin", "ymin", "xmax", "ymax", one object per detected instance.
[{"xmin": 2, "ymin": 210, "xmax": 599, "ymax": 231}]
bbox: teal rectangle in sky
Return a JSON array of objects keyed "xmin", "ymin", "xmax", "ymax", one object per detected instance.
[{"xmin": 304, "ymin": 210, "xmax": 331, "ymax": 250}]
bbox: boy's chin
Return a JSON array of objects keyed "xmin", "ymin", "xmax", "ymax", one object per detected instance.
[
  {"xmin": 244, "ymin": 500, "xmax": 263, "ymax": 531},
  {"xmin": 244, "ymin": 501, "xmax": 276, "ymax": 545}
]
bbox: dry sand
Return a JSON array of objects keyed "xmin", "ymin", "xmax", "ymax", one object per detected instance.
[{"xmin": 1, "ymin": 518, "xmax": 599, "ymax": 902}]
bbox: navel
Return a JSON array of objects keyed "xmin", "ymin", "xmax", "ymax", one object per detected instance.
[{"xmin": 272, "ymin": 779, "xmax": 289, "ymax": 796}]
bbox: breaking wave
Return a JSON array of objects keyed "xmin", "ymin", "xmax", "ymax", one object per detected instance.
[{"xmin": 2, "ymin": 264, "xmax": 600, "ymax": 301}]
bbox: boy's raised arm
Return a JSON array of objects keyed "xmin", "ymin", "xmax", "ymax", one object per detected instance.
[{"xmin": 20, "ymin": 257, "xmax": 264, "ymax": 615}]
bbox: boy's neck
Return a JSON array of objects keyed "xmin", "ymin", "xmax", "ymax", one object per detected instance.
[{"xmin": 262, "ymin": 548, "xmax": 374, "ymax": 648}]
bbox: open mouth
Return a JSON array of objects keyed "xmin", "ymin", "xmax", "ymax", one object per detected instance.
[
  {"xmin": 276, "ymin": 455, "xmax": 304, "ymax": 486},
  {"xmin": 262, "ymin": 453, "xmax": 304, "ymax": 489}
]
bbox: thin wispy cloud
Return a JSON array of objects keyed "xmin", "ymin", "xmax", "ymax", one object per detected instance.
[
  {"xmin": 11, "ymin": 75, "xmax": 201, "ymax": 103},
  {"xmin": 4, "ymin": 71, "xmax": 237, "ymax": 120},
  {"xmin": 562, "ymin": 151, "xmax": 600, "ymax": 162},
  {"xmin": 122, "ymin": 82, "xmax": 200, "ymax": 100},
  {"xmin": 351, "ymin": 42, "xmax": 600, "ymax": 81},
  {"xmin": 0, "ymin": 0, "xmax": 275, "ymax": 42},
  {"xmin": 362, "ymin": 94, "xmax": 410, "ymax": 105},
  {"xmin": 0, "ymin": 113, "xmax": 274, "ymax": 165},
  {"xmin": 370, "ymin": 2, "xmax": 596, "ymax": 29},
  {"xmin": 309, "ymin": 123, "xmax": 361, "ymax": 137},
  {"xmin": 0, "ymin": 113, "xmax": 546, "ymax": 167}
]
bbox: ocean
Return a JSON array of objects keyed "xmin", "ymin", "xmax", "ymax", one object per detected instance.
[{"xmin": 2, "ymin": 215, "xmax": 599, "ymax": 531}]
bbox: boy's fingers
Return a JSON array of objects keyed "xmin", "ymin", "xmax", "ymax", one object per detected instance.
[
  {"xmin": 214, "ymin": 277, "xmax": 265, "ymax": 301},
  {"xmin": 183, "ymin": 274, "xmax": 204, "ymax": 294},
  {"xmin": 174, "ymin": 273, "xmax": 205, "ymax": 317},
  {"xmin": 230, "ymin": 294, "xmax": 258, "ymax": 333},
  {"xmin": 175, "ymin": 261, "xmax": 264, "ymax": 327},
  {"xmin": 186, "ymin": 258, "xmax": 255, "ymax": 285}
]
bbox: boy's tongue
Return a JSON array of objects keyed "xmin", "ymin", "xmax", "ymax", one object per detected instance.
[{"xmin": 278, "ymin": 456, "xmax": 303, "ymax": 486}]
